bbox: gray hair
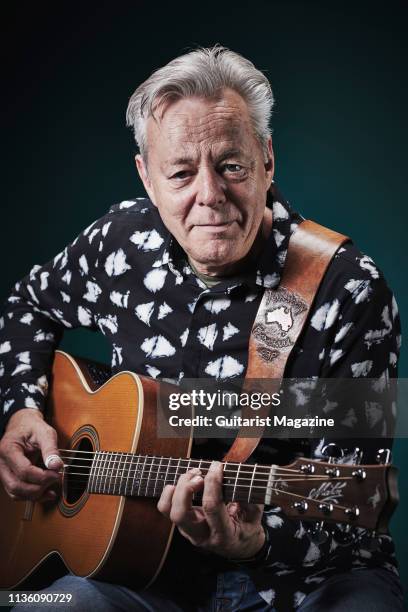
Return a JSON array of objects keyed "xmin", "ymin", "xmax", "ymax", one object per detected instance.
[{"xmin": 126, "ymin": 45, "xmax": 274, "ymax": 161}]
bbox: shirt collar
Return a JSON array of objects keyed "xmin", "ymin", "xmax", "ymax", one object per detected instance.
[{"xmin": 252, "ymin": 183, "xmax": 304, "ymax": 289}]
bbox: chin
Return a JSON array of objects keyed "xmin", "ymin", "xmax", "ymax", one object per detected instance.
[{"xmin": 190, "ymin": 245, "xmax": 239, "ymax": 268}]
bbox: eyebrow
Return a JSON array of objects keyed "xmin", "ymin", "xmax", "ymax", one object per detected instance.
[
  {"xmin": 164, "ymin": 149, "xmax": 245, "ymax": 169},
  {"xmin": 215, "ymin": 148, "xmax": 243, "ymax": 162},
  {"xmin": 164, "ymin": 157, "xmax": 195, "ymax": 168}
]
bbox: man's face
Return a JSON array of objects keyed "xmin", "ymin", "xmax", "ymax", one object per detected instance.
[{"xmin": 136, "ymin": 88, "xmax": 274, "ymax": 276}]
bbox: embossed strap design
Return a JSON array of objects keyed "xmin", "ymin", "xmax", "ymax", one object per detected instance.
[{"xmin": 223, "ymin": 220, "xmax": 349, "ymax": 463}]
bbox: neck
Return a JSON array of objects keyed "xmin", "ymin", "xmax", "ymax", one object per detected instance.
[{"xmin": 85, "ymin": 453, "xmax": 276, "ymax": 504}]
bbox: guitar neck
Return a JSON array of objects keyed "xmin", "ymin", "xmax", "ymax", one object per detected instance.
[
  {"xmin": 84, "ymin": 452, "xmax": 273, "ymax": 504},
  {"xmin": 62, "ymin": 447, "xmax": 396, "ymax": 531}
]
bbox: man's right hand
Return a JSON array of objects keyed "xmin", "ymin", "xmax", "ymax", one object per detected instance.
[{"xmin": 0, "ymin": 409, "xmax": 63, "ymax": 502}]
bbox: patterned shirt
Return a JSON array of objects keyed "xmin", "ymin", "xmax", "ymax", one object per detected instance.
[{"xmin": 0, "ymin": 187, "xmax": 401, "ymax": 610}]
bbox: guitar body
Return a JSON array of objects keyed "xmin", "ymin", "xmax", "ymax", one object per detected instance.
[{"xmin": 0, "ymin": 351, "xmax": 192, "ymax": 590}]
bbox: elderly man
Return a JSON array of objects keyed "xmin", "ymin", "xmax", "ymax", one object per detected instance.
[{"xmin": 0, "ymin": 47, "xmax": 404, "ymax": 610}]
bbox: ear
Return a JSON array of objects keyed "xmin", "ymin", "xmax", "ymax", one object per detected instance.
[
  {"xmin": 135, "ymin": 155, "xmax": 156, "ymax": 205},
  {"xmin": 264, "ymin": 136, "xmax": 275, "ymax": 189}
]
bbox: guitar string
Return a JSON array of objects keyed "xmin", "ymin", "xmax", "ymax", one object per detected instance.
[
  {"xmin": 54, "ymin": 454, "xmax": 363, "ymax": 516},
  {"xmin": 57, "ymin": 449, "xmax": 350, "ymax": 476},
  {"xmin": 58, "ymin": 464, "xmax": 344, "ymax": 483},
  {"xmin": 58, "ymin": 479, "xmax": 355, "ymax": 513},
  {"xmin": 57, "ymin": 458, "xmax": 356, "ymax": 480},
  {"xmin": 57, "ymin": 449, "xmax": 310, "ymax": 473},
  {"xmin": 60, "ymin": 472, "xmax": 354, "ymax": 492},
  {"xmin": 58, "ymin": 464, "xmax": 341, "ymax": 481},
  {"xmin": 60, "ymin": 469, "xmax": 352, "ymax": 483}
]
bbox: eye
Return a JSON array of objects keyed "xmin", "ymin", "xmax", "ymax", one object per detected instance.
[
  {"xmin": 170, "ymin": 170, "xmax": 191, "ymax": 180},
  {"xmin": 221, "ymin": 163, "xmax": 245, "ymax": 175}
]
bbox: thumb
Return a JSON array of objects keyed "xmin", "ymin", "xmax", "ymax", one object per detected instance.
[{"xmin": 37, "ymin": 423, "xmax": 63, "ymax": 471}]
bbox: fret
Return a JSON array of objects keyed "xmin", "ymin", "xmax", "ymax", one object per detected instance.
[
  {"xmin": 101, "ymin": 451, "xmax": 108, "ymax": 495},
  {"xmin": 163, "ymin": 456, "xmax": 171, "ymax": 489},
  {"xmin": 223, "ymin": 461, "xmax": 230, "ymax": 499},
  {"xmin": 111, "ymin": 452, "xmax": 120, "ymax": 495},
  {"xmin": 104, "ymin": 451, "xmax": 111, "ymax": 494},
  {"xmin": 264, "ymin": 464, "xmax": 278, "ymax": 504},
  {"xmin": 125, "ymin": 454, "xmax": 134, "ymax": 496},
  {"xmin": 119, "ymin": 452, "xmax": 127, "ymax": 496},
  {"xmin": 99, "ymin": 452, "xmax": 105, "ymax": 494},
  {"xmin": 120, "ymin": 453, "xmax": 127, "ymax": 496},
  {"xmin": 145, "ymin": 455, "xmax": 155, "ymax": 497},
  {"xmin": 104, "ymin": 452, "xmax": 113, "ymax": 495},
  {"xmin": 115, "ymin": 453, "xmax": 123, "ymax": 495},
  {"xmin": 124, "ymin": 453, "xmax": 133, "ymax": 496},
  {"xmin": 96, "ymin": 451, "xmax": 105, "ymax": 494},
  {"xmin": 232, "ymin": 463, "xmax": 241, "ymax": 502},
  {"xmin": 174, "ymin": 458, "xmax": 181, "ymax": 485},
  {"xmin": 248, "ymin": 463, "xmax": 257, "ymax": 503},
  {"xmin": 103, "ymin": 452, "xmax": 110, "ymax": 494},
  {"xmin": 131, "ymin": 454, "xmax": 141, "ymax": 496},
  {"xmin": 106, "ymin": 452, "xmax": 113, "ymax": 494},
  {"xmin": 192, "ymin": 458, "xmax": 203, "ymax": 503},
  {"xmin": 138, "ymin": 455, "xmax": 148, "ymax": 496},
  {"xmin": 88, "ymin": 451, "xmax": 97, "ymax": 493},
  {"xmin": 94, "ymin": 452, "xmax": 102, "ymax": 493},
  {"xmin": 153, "ymin": 456, "xmax": 164, "ymax": 498}
]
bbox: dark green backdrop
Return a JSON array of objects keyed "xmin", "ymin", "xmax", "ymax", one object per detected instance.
[{"xmin": 2, "ymin": 0, "xmax": 407, "ymax": 598}]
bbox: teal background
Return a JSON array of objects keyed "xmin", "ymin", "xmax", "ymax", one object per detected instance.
[{"xmin": 2, "ymin": 0, "xmax": 407, "ymax": 597}]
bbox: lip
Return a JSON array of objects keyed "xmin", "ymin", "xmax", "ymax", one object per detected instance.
[{"xmin": 195, "ymin": 221, "xmax": 234, "ymax": 227}]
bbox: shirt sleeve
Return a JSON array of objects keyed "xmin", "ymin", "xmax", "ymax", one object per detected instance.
[
  {"xmin": 314, "ymin": 274, "xmax": 400, "ymax": 458},
  {"xmin": 253, "ymin": 274, "xmax": 401, "ymax": 572},
  {"xmin": 0, "ymin": 213, "xmax": 113, "ymax": 435}
]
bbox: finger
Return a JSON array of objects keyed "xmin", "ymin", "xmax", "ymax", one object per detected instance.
[
  {"xmin": 240, "ymin": 502, "xmax": 264, "ymax": 523},
  {"xmin": 36, "ymin": 424, "xmax": 63, "ymax": 471},
  {"xmin": 226, "ymin": 502, "xmax": 243, "ymax": 519},
  {"xmin": 38, "ymin": 488, "xmax": 59, "ymax": 503},
  {"xmin": 170, "ymin": 468, "xmax": 204, "ymax": 524},
  {"xmin": 0, "ymin": 460, "xmax": 54, "ymax": 501},
  {"xmin": 227, "ymin": 502, "xmax": 264, "ymax": 522},
  {"xmin": 4, "ymin": 442, "xmax": 60, "ymax": 487},
  {"xmin": 157, "ymin": 484, "xmax": 176, "ymax": 516},
  {"xmin": 202, "ymin": 461, "xmax": 230, "ymax": 533}
]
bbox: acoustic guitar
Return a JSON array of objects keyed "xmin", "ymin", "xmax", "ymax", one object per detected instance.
[{"xmin": 0, "ymin": 351, "xmax": 399, "ymax": 590}]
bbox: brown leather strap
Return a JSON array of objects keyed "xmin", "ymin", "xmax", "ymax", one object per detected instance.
[{"xmin": 223, "ymin": 220, "xmax": 349, "ymax": 463}]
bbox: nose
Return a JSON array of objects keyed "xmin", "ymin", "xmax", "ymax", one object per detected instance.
[{"xmin": 195, "ymin": 165, "xmax": 227, "ymax": 207}]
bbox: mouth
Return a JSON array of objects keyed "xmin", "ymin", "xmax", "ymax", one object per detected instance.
[
  {"xmin": 195, "ymin": 221, "xmax": 235, "ymax": 228},
  {"xmin": 193, "ymin": 221, "xmax": 236, "ymax": 235}
]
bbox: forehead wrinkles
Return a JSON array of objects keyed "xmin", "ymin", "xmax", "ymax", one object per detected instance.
[{"xmin": 164, "ymin": 107, "xmax": 248, "ymax": 148}]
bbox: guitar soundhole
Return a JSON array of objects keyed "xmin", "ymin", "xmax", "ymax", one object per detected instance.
[{"xmin": 64, "ymin": 436, "xmax": 93, "ymax": 505}]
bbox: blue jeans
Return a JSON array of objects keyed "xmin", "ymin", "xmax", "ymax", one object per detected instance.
[{"xmin": 12, "ymin": 567, "xmax": 404, "ymax": 611}]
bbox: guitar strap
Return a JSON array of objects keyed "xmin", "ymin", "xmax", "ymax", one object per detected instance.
[{"xmin": 223, "ymin": 219, "xmax": 349, "ymax": 463}]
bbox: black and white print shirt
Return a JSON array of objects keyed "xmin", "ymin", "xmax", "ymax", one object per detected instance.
[{"xmin": 0, "ymin": 187, "xmax": 401, "ymax": 610}]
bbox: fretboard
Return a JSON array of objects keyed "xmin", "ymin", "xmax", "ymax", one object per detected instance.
[{"xmin": 80, "ymin": 452, "xmax": 276, "ymax": 504}]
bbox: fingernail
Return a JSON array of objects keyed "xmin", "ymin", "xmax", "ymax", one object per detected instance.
[
  {"xmin": 192, "ymin": 476, "xmax": 202, "ymax": 484},
  {"xmin": 190, "ymin": 468, "xmax": 202, "ymax": 476},
  {"xmin": 209, "ymin": 461, "xmax": 221, "ymax": 472},
  {"xmin": 45, "ymin": 454, "xmax": 61, "ymax": 469}
]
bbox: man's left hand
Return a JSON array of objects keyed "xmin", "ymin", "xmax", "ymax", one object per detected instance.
[{"xmin": 157, "ymin": 460, "xmax": 265, "ymax": 559}]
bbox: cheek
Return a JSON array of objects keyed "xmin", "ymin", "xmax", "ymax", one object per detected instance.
[{"xmin": 156, "ymin": 197, "xmax": 192, "ymax": 233}]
